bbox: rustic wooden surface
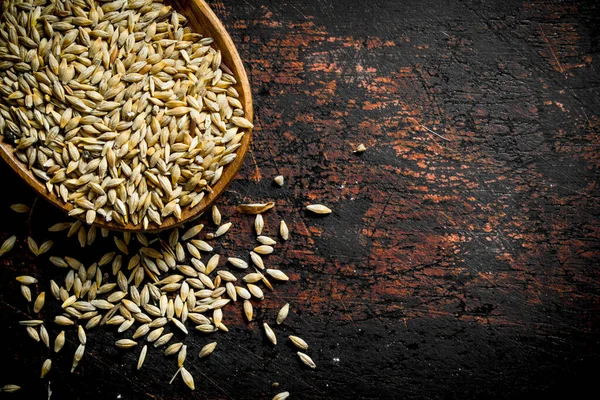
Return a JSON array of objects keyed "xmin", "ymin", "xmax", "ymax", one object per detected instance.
[{"xmin": 1, "ymin": 0, "xmax": 599, "ymax": 398}]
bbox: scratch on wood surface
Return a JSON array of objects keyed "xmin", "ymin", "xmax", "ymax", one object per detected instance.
[{"xmin": 538, "ymin": 25, "xmax": 565, "ymax": 75}]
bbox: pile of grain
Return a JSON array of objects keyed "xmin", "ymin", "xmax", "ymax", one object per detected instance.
[{"xmin": 0, "ymin": 0, "xmax": 252, "ymax": 229}]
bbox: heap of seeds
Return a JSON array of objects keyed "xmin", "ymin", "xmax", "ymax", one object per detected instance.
[
  {"xmin": 0, "ymin": 0, "xmax": 253, "ymax": 228},
  {"xmin": 7, "ymin": 199, "xmax": 318, "ymax": 395}
]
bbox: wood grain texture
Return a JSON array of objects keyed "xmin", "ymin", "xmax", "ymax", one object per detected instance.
[{"xmin": 0, "ymin": 0, "xmax": 599, "ymax": 399}]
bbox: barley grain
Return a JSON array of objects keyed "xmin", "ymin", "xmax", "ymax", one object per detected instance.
[
  {"xmin": 274, "ymin": 176, "xmax": 284, "ymax": 186},
  {"xmin": 280, "ymin": 221, "xmax": 289, "ymax": 241},
  {"xmin": 214, "ymin": 222, "xmax": 232, "ymax": 237},
  {"xmin": 263, "ymin": 322, "xmax": 277, "ymax": 345},
  {"xmin": 33, "ymin": 292, "xmax": 45, "ymax": 313},
  {"xmin": 54, "ymin": 331, "xmax": 66, "ymax": 353},
  {"xmin": 237, "ymin": 202, "xmax": 274, "ymax": 214},
  {"xmin": 273, "ymin": 392, "xmax": 290, "ymax": 400},
  {"xmin": 26, "ymin": 326, "xmax": 40, "ymax": 342},
  {"xmin": 254, "ymin": 245, "xmax": 274, "ymax": 255},
  {"xmin": 297, "ymin": 351, "xmax": 316, "ymax": 369},
  {"xmin": 228, "ymin": 257, "xmax": 248, "ymax": 269},
  {"xmin": 178, "ymin": 345, "xmax": 187, "ymax": 368},
  {"xmin": 0, "ymin": 385, "xmax": 20, "ymax": 393},
  {"xmin": 115, "ymin": 339, "xmax": 138, "ymax": 349},
  {"xmin": 181, "ymin": 367, "xmax": 195, "ymax": 390},
  {"xmin": 78, "ymin": 325, "xmax": 87, "ymax": 345},
  {"xmin": 0, "ymin": 235, "xmax": 17, "ymax": 256},
  {"xmin": 255, "ymin": 214, "xmax": 264, "ymax": 235},
  {"xmin": 243, "ymin": 300, "xmax": 253, "ymax": 321},
  {"xmin": 21, "ymin": 285, "xmax": 31, "ymax": 302},
  {"xmin": 72, "ymin": 344, "xmax": 85, "ymax": 372},
  {"xmin": 38, "ymin": 240, "xmax": 53, "ymax": 255},
  {"xmin": 18, "ymin": 320, "xmax": 43, "ymax": 327},
  {"xmin": 10, "ymin": 204, "xmax": 30, "ymax": 213},
  {"xmin": 137, "ymin": 345, "xmax": 148, "ymax": 370},
  {"xmin": 55, "ymin": 316, "xmax": 74, "ymax": 326},
  {"xmin": 154, "ymin": 332, "xmax": 174, "ymax": 348},
  {"xmin": 257, "ymin": 236, "xmax": 277, "ymax": 246},
  {"xmin": 16, "ymin": 275, "xmax": 37, "ymax": 285},
  {"xmin": 40, "ymin": 325, "xmax": 50, "ymax": 348},
  {"xmin": 266, "ymin": 269, "xmax": 289, "ymax": 281},
  {"xmin": 199, "ymin": 342, "xmax": 217, "ymax": 358},
  {"xmin": 354, "ymin": 143, "xmax": 367, "ymax": 153},
  {"xmin": 40, "ymin": 359, "xmax": 52, "ymax": 378},
  {"xmin": 277, "ymin": 303, "xmax": 290, "ymax": 325},
  {"xmin": 289, "ymin": 335, "xmax": 309, "ymax": 350},
  {"xmin": 212, "ymin": 205, "xmax": 221, "ymax": 225},
  {"xmin": 306, "ymin": 204, "xmax": 332, "ymax": 214}
]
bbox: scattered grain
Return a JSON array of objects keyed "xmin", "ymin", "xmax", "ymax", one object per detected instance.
[
  {"xmin": 199, "ymin": 342, "xmax": 217, "ymax": 358},
  {"xmin": 277, "ymin": 303, "xmax": 290, "ymax": 325},
  {"xmin": 306, "ymin": 204, "xmax": 332, "ymax": 214},
  {"xmin": 263, "ymin": 323, "xmax": 277, "ymax": 345},
  {"xmin": 297, "ymin": 352, "xmax": 316, "ymax": 369}
]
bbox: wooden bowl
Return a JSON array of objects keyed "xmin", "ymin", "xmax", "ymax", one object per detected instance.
[{"xmin": 0, "ymin": 0, "xmax": 253, "ymax": 232}]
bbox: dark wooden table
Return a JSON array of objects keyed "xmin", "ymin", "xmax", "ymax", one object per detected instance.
[{"xmin": 1, "ymin": 0, "xmax": 599, "ymax": 398}]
